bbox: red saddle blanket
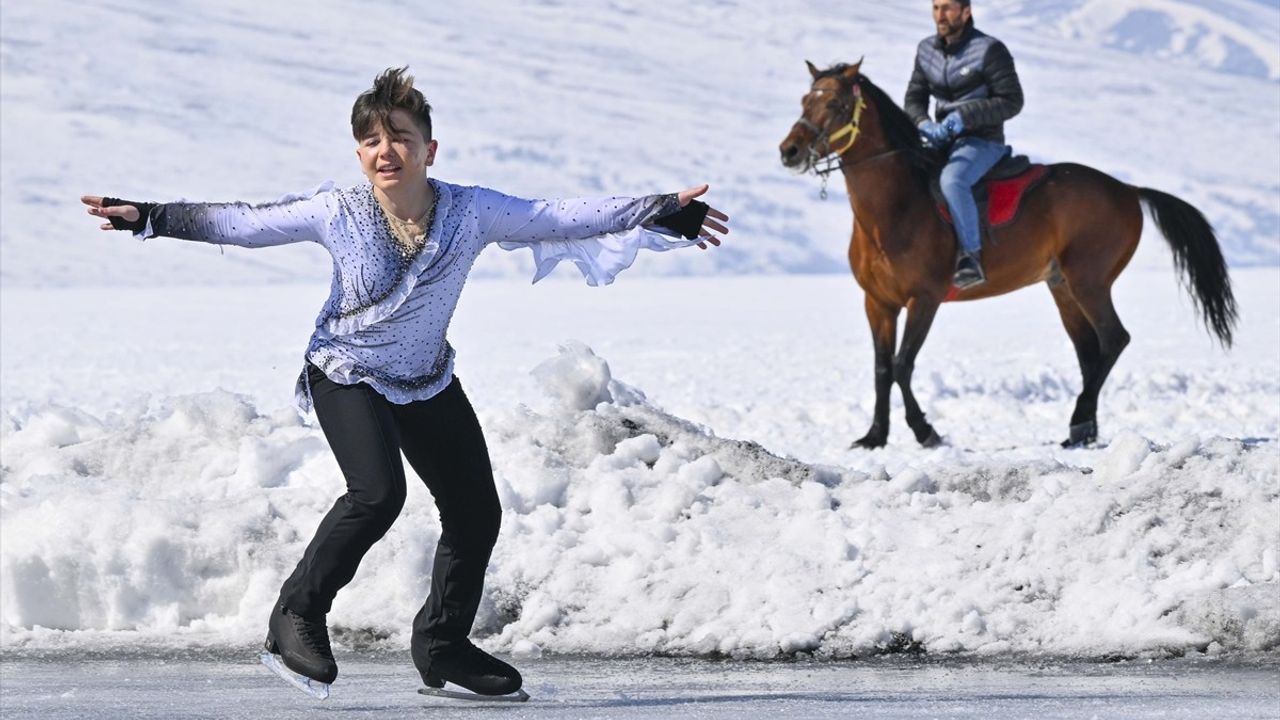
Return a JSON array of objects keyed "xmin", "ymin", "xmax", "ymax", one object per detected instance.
[{"xmin": 937, "ymin": 164, "xmax": 1049, "ymax": 227}]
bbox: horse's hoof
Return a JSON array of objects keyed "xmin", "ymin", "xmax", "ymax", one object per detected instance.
[
  {"xmin": 1060, "ymin": 420, "xmax": 1098, "ymax": 448},
  {"xmin": 851, "ymin": 424, "xmax": 887, "ymax": 449},
  {"xmin": 851, "ymin": 434, "xmax": 887, "ymax": 449},
  {"xmin": 918, "ymin": 428, "xmax": 944, "ymax": 448}
]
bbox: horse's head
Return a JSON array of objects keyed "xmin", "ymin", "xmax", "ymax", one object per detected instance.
[{"xmin": 779, "ymin": 60, "xmax": 878, "ymax": 173}]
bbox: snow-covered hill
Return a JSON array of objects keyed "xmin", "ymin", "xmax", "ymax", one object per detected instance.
[
  {"xmin": 1, "ymin": 0, "xmax": 1277, "ymax": 288},
  {"xmin": 992, "ymin": 0, "xmax": 1280, "ymax": 80}
]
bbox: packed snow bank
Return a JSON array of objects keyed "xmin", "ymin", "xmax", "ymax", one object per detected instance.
[{"xmin": 2, "ymin": 344, "xmax": 1275, "ymax": 658}]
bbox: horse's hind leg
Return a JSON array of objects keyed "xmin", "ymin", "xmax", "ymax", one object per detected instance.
[
  {"xmin": 1055, "ymin": 280, "xmax": 1131, "ymax": 447},
  {"xmin": 894, "ymin": 295, "xmax": 943, "ymax": 447},
  {"xmin": 852, "ymin": 297, "xmax": 898, "ymax": 449},
  {"xmin": 1049, "ymin": 282, "xmax": 1102, "ymax": 446}
]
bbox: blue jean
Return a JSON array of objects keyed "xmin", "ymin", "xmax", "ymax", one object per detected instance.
[{"xmin": 939, "ymin": 137, "xmax": 1009, "ymax": 255}]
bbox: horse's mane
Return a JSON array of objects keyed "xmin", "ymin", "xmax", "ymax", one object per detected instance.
[{"xmin": 814, "ymin": 64, "xmax": 943, "ymax": 178}]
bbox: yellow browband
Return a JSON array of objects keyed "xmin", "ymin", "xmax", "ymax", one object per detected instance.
[{"xmin": 827, "ymin": 93, "xmax": 868, "ymax": 156}]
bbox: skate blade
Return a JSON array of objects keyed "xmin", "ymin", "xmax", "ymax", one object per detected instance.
[
  {"xmin": 259, "ymin": 652, "xmax": 331, "ymax": 700},
  {"xmin": 418, "ymin": 685, "xmax": 530, "ymax": 703}
]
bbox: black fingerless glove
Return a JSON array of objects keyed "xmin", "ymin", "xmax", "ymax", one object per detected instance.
[
  {"xmin": 101, "ymin": 197, "xmax": 154, "ymax": 233},
  {"xmin": 652, "ymin": 199, "xmax": 710, "ymax": 240}
]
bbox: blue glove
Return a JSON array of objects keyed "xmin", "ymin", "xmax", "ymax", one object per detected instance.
[
  {"xmin": 942, "ymin": 112, "xmax": 965, "ymax": 138},
  {"xmin": 918, "ymin": 120, "xmax": 949, "ymax": 146}
]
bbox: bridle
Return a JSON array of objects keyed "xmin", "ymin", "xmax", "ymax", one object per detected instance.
[
  {"xmin": 796, "ymin": 79, "xmax": 868, "ymax": 178},
  {"xmin": 795, "ymin": 77, "xmax": 907, "ymax": 198}
]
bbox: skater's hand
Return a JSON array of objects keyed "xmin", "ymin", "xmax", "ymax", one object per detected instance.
[
  {"xmin": 675, "ymin": 184, "xmax": 729, "ymax": 250},
  {"xmin": 81, "ymin": 195, "xmax": 140, "ymax": 231}
]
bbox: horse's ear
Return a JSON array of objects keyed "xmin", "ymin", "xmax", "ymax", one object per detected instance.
[
  {"xmin": 806, "ymin": 60, "xmax": 820, "ymax": 79},
  {"xmin": 843, "ymin": 57, "xmax": 864, "ymax": 80}
]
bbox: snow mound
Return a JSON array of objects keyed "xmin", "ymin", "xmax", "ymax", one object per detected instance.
[{"xmin": 2, "ymin": 345, "xmax": 1276, "ymax": 659}]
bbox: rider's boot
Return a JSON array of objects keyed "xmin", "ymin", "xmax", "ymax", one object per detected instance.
[{"xmin": 953, "ymin": 250, "xmax": 986, "ymax": 290}]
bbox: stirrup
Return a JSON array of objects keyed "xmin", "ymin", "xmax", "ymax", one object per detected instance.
[{"xmin": 953, "ymin": 267, "xmax": 985, "ymax": 290}]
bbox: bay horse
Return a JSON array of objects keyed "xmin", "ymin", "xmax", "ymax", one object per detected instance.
[{"xmin": 778, "ymin": 61, "xmax": 1237, "ymax": 448}]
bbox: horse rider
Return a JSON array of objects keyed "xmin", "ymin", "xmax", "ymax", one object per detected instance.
[{"xmin": 905, "ymin": 0, "xmax": 1024, "ymax": 289}]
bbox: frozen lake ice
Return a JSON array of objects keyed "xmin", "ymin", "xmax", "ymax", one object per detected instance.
[{"xmin": 2, "ymin": 650, "xmax": 1278, "ymax": 719}]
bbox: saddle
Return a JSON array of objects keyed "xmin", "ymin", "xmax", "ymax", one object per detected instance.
[{"xmin": 931, "ymin": 153, "xmax": 1050, "ymax": 231}]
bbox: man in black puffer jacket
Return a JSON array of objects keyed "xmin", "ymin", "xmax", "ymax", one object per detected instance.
[{"xmin": 905, "ymin": 0, "xmax": 1024, "ymax": 289}]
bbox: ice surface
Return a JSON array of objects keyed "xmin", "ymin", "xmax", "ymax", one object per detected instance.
[{"xmin": 1, "ymin": 652, "xmax": 1277, "ymax": 719}]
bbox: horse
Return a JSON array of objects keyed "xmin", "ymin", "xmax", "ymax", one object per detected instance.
[{"xmin": 778, "ymin": 60, "xmax": 1237, "ymax": 449}]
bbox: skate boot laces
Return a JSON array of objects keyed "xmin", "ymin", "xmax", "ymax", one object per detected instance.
[{"xmin": 290, "ymin": 610, "xmax": 334, "ymax": 658}]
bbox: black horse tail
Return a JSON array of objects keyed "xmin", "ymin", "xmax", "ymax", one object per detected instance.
[{"xmin": 1137, "ymin": 187, "xmax": 1238, "ymax": 347}]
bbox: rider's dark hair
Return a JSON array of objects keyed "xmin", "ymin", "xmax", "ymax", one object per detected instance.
[{"xmin": 351, "ymin": 67, "xmax": 433, "ymax": 142}]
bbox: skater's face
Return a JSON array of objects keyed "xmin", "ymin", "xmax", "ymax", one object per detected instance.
[{"xmin": 356, "ymin": 109, "xmax": 437, "ymax": 192}]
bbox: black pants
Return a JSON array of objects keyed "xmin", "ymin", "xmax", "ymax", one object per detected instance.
[{"xmin": 277, "ymin": 365, "xmax": 501, "ymax": 646}]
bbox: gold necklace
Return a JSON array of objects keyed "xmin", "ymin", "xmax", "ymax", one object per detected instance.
[{"xmin": 379, "ymin": 187, "xmax": 436, "ymax": 257}]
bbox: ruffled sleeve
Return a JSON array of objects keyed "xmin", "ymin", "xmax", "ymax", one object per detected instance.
[
  {"xmin": 504, "ymin": 226, "xmax": 698, "ymax": 286},
  {"xmin": 476, "ymin": 187, "xmax": 700, "ymax": 285}
]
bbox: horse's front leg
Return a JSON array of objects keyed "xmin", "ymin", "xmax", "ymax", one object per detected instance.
[
  {"xmin": 852, "ymin": 297, "xmax": 899, "ymax": 449},
  {"xmin": 894, "ymin": 295, "xmax": 943, "ymax": 447}
]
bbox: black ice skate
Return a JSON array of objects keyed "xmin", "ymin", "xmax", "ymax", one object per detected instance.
[
  {"xmin": 413, "ymin": 639, "xmax": 528, "ymax": 702},
  {"xmin": 260, "ymin": 603, "xmax": 338, "ymax": 699}
]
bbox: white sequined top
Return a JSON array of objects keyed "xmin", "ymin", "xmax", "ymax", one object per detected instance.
[{"xmin": 134, "ymin": 179, "xmax": 696, "ymax": 412}]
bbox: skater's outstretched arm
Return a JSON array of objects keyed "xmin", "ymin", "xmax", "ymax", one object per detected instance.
[
  {"xmin": 478, "ymin": 184, "xmax": 729, "ymax": 250},
  {"xmin": 477, "ymin": 183, "xmax": 730, "ymax": 286},
  {"xmin": 81, "ymin": 186, "xmax": 336, "ymax": 249}
]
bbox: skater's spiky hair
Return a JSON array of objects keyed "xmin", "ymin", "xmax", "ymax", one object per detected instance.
[{"xmin": 351, "ymin": 66, "xmax": 433, "ymax": 142}]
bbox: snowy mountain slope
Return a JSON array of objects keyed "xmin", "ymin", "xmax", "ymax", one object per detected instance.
[
  {"xmin": 1, "ymin": 0, "xmax": 1277, "ymax": 288},
  {"xmin": 989, "ymin": 0, "xmax": 1280, "ymax": 80}
]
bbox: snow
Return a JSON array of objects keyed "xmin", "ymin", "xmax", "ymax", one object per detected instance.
[
  {"xmin": 1, "ymin": 0, "xmax": 1278, "ymax": 289},
  {"xmin": 0, "ymin": 0, "xmax": 1277, "ymax": 670},
  {"xmin": 1051, "ymin": 0, "xmax": 1280, "ymax": 80},
  {"xmin": 2, "ymin": 271, "xmax": 1277, "ymax": 659}
]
